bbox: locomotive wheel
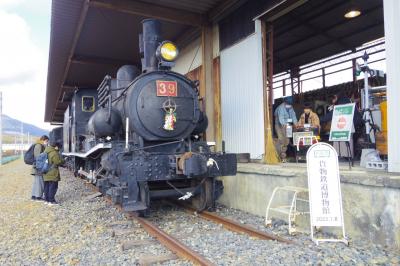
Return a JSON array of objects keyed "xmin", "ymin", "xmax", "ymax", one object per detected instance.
[{"xmin": 191, "ymin": 178, "xmax": 214, "ymax": 212}]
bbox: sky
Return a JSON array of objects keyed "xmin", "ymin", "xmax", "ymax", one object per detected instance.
[{"xmin": 0, "ymin": 0, "xmax": 51, "ymax": 130}]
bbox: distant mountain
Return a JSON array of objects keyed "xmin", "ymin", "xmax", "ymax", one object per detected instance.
[{"xmin": 1, "ymin": 114, "xmax": 48, "ymax": 137}]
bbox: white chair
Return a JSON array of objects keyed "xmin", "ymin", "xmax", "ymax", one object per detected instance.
[{"xmin": 265, "ymin": 186, "xmax": 310, "ymax": 234}]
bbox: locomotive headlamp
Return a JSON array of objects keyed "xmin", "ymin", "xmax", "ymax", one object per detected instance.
[{"xmin": 157, "ymin": 41, "xmax": 179, "ymax": 62}]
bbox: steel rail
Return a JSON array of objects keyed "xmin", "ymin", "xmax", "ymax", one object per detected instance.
[
  {"xmin": 129, "ymin": 213, "xmax": 214, "ymax": 266},
  {"xmin": 179, "ymin": 203, "xmax": 293, "ymax": 244},
  {"xmin": 82, "ymin": 182, "xmax": 214, "ymax": 266}
]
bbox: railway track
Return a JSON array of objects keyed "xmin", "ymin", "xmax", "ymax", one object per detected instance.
[
  {"xmin": 175, "ymin": 202, "xmax": 292, "ymax": 244},
  {"xmin": 82, "ymin": 180, "xmax": 291, "ymax": 265}
]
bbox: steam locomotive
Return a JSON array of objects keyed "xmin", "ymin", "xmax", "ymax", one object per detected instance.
[{"xmin": 59, "ymin": 19, "xmax": 237, "ymax": 215}]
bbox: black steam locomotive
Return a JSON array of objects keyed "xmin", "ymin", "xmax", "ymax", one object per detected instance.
[{"xmin": 59, "ymin": 19, "xmax": 237, "ymax": 215}]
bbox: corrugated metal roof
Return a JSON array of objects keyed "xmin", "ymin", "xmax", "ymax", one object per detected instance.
[
  {"xmin": 139, "ymin": 0, "xmax": 220, "ymax": 14},
  {"xmin": 45, "ymin": 0, "xmax": 231, "ymax": 122},
  {"xmin": 268, "ymin": 0, "xmax": 384, "ymax": 73},
  {"xmin": 46, "ymin": 0, "xmax": 85, "ymax": 122},
  {"xmin": 46, "ymin": 0, "xmax": 384, "ymax": 122}
]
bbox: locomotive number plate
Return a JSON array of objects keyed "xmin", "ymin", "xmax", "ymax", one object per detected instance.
[{"xmin": 156, "ymin": 80, "xmax": 178, "ymax": 97}]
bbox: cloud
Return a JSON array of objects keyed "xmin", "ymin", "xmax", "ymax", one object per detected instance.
[
  {"xmin": 0, "ymin": 11, "xmax": 43, "ymax": 84},
  {"xmin": 0, "ymin": 9, "xmax": 50, "ymax": 130},
  {"xmin": 0, "ymin": 0, "xmax": 24, "ymax": 8}
]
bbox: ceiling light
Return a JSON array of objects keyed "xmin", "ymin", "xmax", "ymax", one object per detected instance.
[{"xmin": 344, "ymin": 9, "xmax": 361, "ymax": 18}]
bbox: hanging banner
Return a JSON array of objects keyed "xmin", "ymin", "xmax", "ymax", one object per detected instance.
[
  {"xmin": 329, "ymin": 103, "xmax": 355, "ymax": 142},
  {"xmin": 306, "ymin": 143, "xmax": 345, "ymax": 227}
]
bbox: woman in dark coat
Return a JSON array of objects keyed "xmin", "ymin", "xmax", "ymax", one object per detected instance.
[{"xmin": 43, "ymin": 142, "xmax": 64, "ymax": 205}]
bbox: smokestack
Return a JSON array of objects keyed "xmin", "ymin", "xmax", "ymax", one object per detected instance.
[{"xmin": 141, "ymin": 19, "xmax": 161, "ymax": 73}]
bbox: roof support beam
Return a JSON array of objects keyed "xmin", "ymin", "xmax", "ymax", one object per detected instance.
[
  {"xmin": 175, "ymin": 27, "xmax": 201, "ymax": 49},
  {"xmin": 277, "ymin": 22, "xmax": 383, "ymax": 70},
  {"xmin": 273, "ymin": 0, "xmax": 349, "ymax": 36},
  {"xmin": 70, "ymin": 55, "xmax": 136, "ymax": 67},
  {"xmin": 275, "ymin": 5, "xmax": 382, "ymax": 54},
  {"xmin": 287, "ymin": 13, "xmax": 349, "ymax": 50},
  {"xmin": 89, "ymin": 0, "xmax": 205, "ymax": 27},
  {"xmin": 208, "ymin": 0, "xmax": 247, "ymax": 22},
  {"xmin": 201, "ymin": 24, "xmax": 215, "ymax": 142},
  {"xmin": 51, "ymin": 0, "xmax": 90, "ymax": 122}
]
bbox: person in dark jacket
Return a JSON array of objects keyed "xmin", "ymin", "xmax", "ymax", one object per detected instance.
[
  {"xmin": 30, "ymin": 135, "xmax": 49, "ymax": 201},
  {"xmin": 321, "ymin": 93, "xmax": 362, "ymax": 126},
  {"xmin": 43, "ymin": 142, "xmax": 64, "ymax": 205},
  {"xmin": 321, "ymin": 93, "xmax": 363, "ymax": 158}
]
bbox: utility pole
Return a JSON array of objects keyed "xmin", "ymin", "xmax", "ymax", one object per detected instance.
[
  {"xmin": 0, "ymin": 91, "xmax": 2, "ymax": 165},
  {"xmin": 20, "ymin": 122, "xmax": 23, "ymax": 158}
]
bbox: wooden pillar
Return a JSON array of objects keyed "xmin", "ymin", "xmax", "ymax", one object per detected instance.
[
  {"xmin": 265, "ymin": 23, "xmax": 274, "ymax": 126},
  {"xmin": 201, "ymin": 24, "xmax": 215, "ymax": 142},
  {"xmin": 261, "ymin": 20, "xmax": 279, "ymax": 164},
  {"xmin": 213, "ymin": 57, "xmax": 223, "ymax": 150}
]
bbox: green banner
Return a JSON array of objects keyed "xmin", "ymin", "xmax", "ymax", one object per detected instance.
[
  {"xmin": 331, "ymin": 131, "xmax": 350, "ymax": 140},
  {"xmin": 329, "ymin": 103, "xmax": 355, "ymax": 142},
  {"xmin": 334, "ymin": 106, "xmax": 353, "ymax": 115}
]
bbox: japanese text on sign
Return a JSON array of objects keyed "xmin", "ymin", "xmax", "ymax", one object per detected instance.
[{"xmin": 307, "ymin": 143, "xmax": 344, "ymax": 227}]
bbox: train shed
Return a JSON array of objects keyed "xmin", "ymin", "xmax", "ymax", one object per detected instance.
[
  {"xmin": 45, "ymin": 0, "xmax": 400, "ymax": 247},
  {"xmin": 45, "ymin": 0, "xmax": 400, "ymax": 170}
]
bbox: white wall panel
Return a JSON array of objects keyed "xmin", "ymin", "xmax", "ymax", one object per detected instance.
[
  {"xmin": 220, "ymin": 22, "xmax": 264, "ymax": 158},
  {"xmin": 173, "ymin": 38, "xmax": 202, "ymax": 75},
  {"xmin": 173, "ymin": 24, "xmax": 220, "ymax": 75},
  {"xmin": 384, "ymin": 0, "xmax": 400, "ymax": 172}
]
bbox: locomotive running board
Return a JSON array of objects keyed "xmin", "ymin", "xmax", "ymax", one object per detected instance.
[{"xmin": 63, "ymin": 143, "xmax": 112, "ymax": 158}]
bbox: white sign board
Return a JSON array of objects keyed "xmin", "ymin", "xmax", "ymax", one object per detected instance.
[
  {"xmin": 306, "ymin": 142, "xmax": 347, "ymax": 244},
  {"xmin": 307, "ymin": 142, "xmax": 344, "ymax": 227},
  {"xmin": 329, "ymin": 103, "xmax": 355, "ymax": 142}
]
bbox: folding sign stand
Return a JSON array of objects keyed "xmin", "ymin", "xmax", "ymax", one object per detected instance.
[
  {"xmin": 306, "ymin": 142, "xmax": 348, "ymax": 246},
  {"xmin": 334, "ymin": 141, "xmax": 354, "ymax": 170}
]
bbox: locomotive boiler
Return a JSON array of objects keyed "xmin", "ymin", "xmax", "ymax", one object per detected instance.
[{"xmin": 62, "ymin": 19, "xmax": 237, "ymax": 215}]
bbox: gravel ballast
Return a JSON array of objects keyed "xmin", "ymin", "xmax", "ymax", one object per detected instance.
[{"xmin": 0, "ymin": 159, "xmax": 398, "ymax": 265}]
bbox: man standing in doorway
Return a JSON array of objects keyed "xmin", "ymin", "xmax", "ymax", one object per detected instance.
[{"xmin": 274, "ymin": 96, "xmax": 298, "ymax": 162}]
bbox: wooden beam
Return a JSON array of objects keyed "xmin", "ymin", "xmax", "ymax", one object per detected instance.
[
  {"xmin": 175, "ymin": 27, "xmax": 201, "ymax": 50},
  {"xmin": 89, "ymin": 0, "xmax": 205, "ymax": 27},
  {"xmin": 261, "ymin": 20, "xmax": 279, "ymax": 164},
  {"xmin": 287, "ymin": 13, "xmax": 349, "ymax": 50},
  {"xmin": 70, "ymin": 55, "xmax": 136, "ymax": 67},
  {"xmin": 208, "ymin": 0, "xmax": 247, "ymax": 22},
  {"xmin": 275, "ymin": 5, "xmax": 382, "ymax": 53},
  {"xmin": 63, "ymin": 83, "xmax": 97, "ymax": 89},
  {"xmin": 62, "ymin": 85, "xmax": 77, "ymax": 91},
  {"xmin": 213, "ymin": 57, "xmax": 222, "ymax": 150},
  {"xmin": 56, "ymin": 101, "xmax": 69, "ymax": 109},
  {"xmin": 201, "ymin": 24, "xmax": 214, "ymax": 141},
  {"xmin": 52, "ymin": 0, "xmax": 90, "ymax": 123},
  {"xmin": 57, "ymin": 101, "xmax": 69, "ymax": 108}
]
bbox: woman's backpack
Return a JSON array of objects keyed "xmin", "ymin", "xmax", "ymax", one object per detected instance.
[
  {"xmin": 35, "ymin": 151, "xmax": 51, "ymax": 174},
  {"xmin": 24, "ymin": 144, "xmax": 43, "ymax": 165}
]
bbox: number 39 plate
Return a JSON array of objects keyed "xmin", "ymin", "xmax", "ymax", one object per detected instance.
[{"xmin": 156, "ymin": 80, "xmax": 178, "ymax": 97}]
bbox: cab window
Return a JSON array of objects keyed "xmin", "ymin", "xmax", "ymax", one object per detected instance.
[{"xmin": 82, "ymin": 96, "xmax": 95, "ymax": 112}]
